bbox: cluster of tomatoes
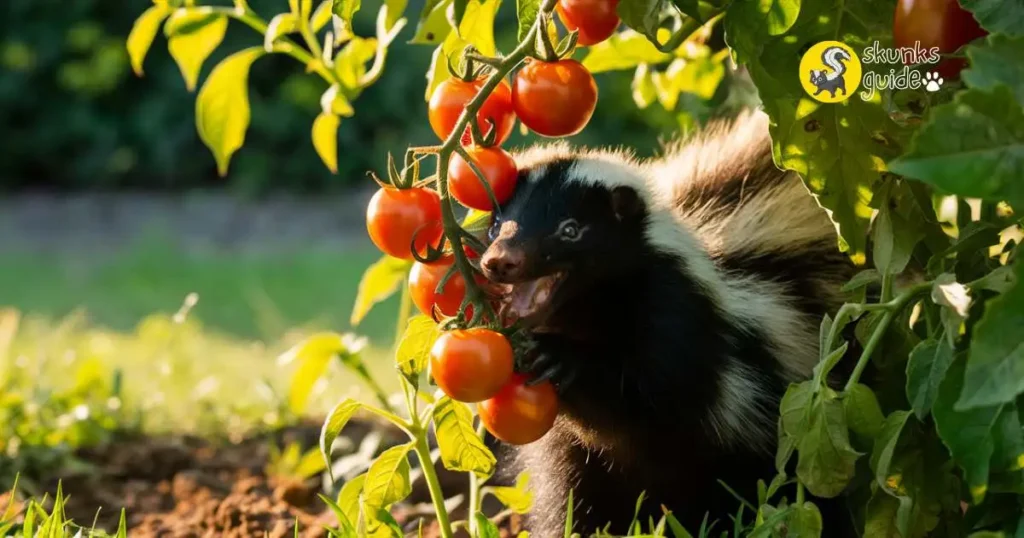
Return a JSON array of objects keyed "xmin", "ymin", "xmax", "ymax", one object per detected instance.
[
  {"xmin": 893, "ymin": 0, "xmax": 989, "ymax": 79},
  {"xmin": 364, "ymin": 0, "xmax": 620, "ymax": 445}
]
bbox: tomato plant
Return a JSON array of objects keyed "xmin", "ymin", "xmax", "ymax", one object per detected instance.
[
  {"xmin": 556, "ymin": 0, "xmax": 621, "ymax": 46},
  {"xmin": 128, "ymin": 0, "xmax": 1024, "ymax": 534},
  {"xmin": 513, "ymin": 58, "xmax": 599, "ymax": 137},
  {"xmin": 894, "ymin": 0, "xmax": 989, "ymax": 78},
  {"xmin": 429, "ymin": 328, "xmax": 515, "ymax": 403},
  {"xmin": 478, "ymin": 373, "xmax": 559, "ymax": 445},
  {"xmin": 365, "ymin": 187, "xmax": 444, "ymax": 260},
  {"xmin": 409, "ymin": 256, "xmax": 467, "ymax": 319},
  {"xmin": 448, "ymin": 146, "xmax": 518, "ymax": 211}
]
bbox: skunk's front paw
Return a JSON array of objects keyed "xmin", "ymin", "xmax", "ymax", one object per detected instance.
[{"xmin": 522, "ymin": 334, "xmax": 579, "ymax": 395}]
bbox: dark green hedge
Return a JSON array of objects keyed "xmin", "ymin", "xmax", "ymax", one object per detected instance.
[{"xmin": 0, "ymin": 0, "xmax": 721, "ymax": 194}]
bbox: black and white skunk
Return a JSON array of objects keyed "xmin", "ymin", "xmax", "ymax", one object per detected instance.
[{"xmin": 479, "ymin": 110, "xmax": 857, "ymax": 536}]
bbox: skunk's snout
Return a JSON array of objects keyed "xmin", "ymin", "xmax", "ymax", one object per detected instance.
[{"xmin": 481, "ymin": 242, "xmax": 526, "ymax": 282}]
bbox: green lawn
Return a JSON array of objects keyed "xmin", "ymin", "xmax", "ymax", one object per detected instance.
[{"xmin": 0, "ymin": 240, "xmax": 400, "ymax": 346}]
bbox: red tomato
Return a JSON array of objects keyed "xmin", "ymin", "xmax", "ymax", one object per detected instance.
[
  {"xmin": 893, "ymin": 0, "xmax": 988, "ymax": 79},
  {"xmin": 479, "ymin": 373, "xmax": 558, "ymax": 445},
  {"xmin": 366, "ymin": 187, "xmax": 443, "ymax": 260},
  {"xmin": 448, "ymin": 147, "xmax": 519, "ymax": 211},
  {"xmin": 430, "ymin": 328, "xmax": 515, "ymax": 403},
  {"xmin": 512, "ymin": 59, "xmax": 598, "ymax": 138},
  {"xmin": 556, "ymin": 0, "xmax": 621, "ymax": 46},
  {"xmin": 428, "ymin": 78, "xmax": 516, "ymax": 145},
  {"xmin": 409, "ymin": 256, "xmax": 467, "ymax": 319}
]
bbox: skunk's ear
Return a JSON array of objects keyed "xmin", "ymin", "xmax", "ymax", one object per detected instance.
[{"xmin": 612, "ymin": 186, "xmax": 644, "ymax": 221}]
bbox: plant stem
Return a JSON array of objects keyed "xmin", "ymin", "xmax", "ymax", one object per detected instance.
[
  {"xmin": 414, "ymin": 434, "xmax": 455, "ymax": 538},
  {"xmin": 844, "ymin": 310, "xmax": 893, "ymax": 391},
  {"xmin": 395, "ymin": 273, "xmax": 413, "ymax": 344},
  {"xmin": 796, "ymin": 482, "xmax": 805, "ymax": 505},
  {"xmin": 467, "ymin": 421, "xmax": 487, "ymax": 535},
  {"xmin": 208, "ymin": 6, "xmax": 338, "ymax": 83}
]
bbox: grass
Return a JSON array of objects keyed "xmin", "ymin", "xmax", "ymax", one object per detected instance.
[{"xmin": 0, "ymin": 239, "xmax": 399, "ymax": 346}]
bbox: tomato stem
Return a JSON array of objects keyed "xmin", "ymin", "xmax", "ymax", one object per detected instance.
[
  {"xmin": 414, "ymin": 432, "xmax": 455, "ymax": 538},
  {"xmin": 467, "ymin": 419, "xmax": 487, "ymax": 534}
]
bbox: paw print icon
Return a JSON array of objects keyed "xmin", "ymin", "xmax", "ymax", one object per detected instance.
[{"xmin": 924, "ymin": 72, "xmax": 944, "ymax": 92}]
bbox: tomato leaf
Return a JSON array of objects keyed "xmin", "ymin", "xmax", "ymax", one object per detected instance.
[
  {"xmin": 796, "ymin": 392, "xmax": 860, "ymax": 498},
  {"xmin": 933, "ymin": 355, "xmax": 1001, "ymax": 503},
  {"xmin": 582, "ymin": 30, "xmax": 671, "ymax": 73},
  {"xmin": 863, "ymin": 489, "xmax": 903, "ymax": 538},
  {"xmin": 960, "ymin": 0, "xmax": 1024, "ymax": 38},
  {"xmin": 487, "ymin": 472, "xmax": 533, "ymax": 513},
  {"xmin": 363, "ymin": 443, "xmax": 413, "ymax": 511},
  {"xmin": 396, "ymin": 315, "xmax": 440, "ymax": 379},
  {"xmin": 889, "ymin": 86, "xmax": 1024, "ymax": 213},
  {"xmin": 423, "ymin": 0, "xmax": 498, "ymax": 98},
  {"xmin": 432, "ymin": 396, "xmax": 496, "ymax": 479},
  {"xmin": 992, "ymin": 403, "xmax": 1024, "ymax": 473},
  {"xmin": 195, "ymin": 47, "xmax": 264, "ymax": 176},
  {"xmin": 723, "ymin": 0, "xmax": 801, "ymax": 64},
  {"xmin": 906, "ymin": 338, "xmax": 956, "ymax": 419},
  {"xmin": 842, "ymin": 269, "xmax": 881, "ymax": 292},
  {"xmin": 334, "ymin": 37, "xmax": 378, "ymax": 89},
  {"xmin": 515, "ymin": 0, "xmax": 541, "ymax": 41},
  {"xmin": 963, "ymin": 34, "xmax": 1024, "ymax": 104},
  {"xmin": 872, "ymin": 180, "xmax": 922, "ymax": 276},
  {"xmin": 127, "ymin": 4, "xmax": 172, "ymax": 76},
  {"xmin": 744, "ymin": 0, "xmax": 905, "ymax": 263},
  {"xmin": 336, "ymin": 473, "xmax": 366, "ymax": 525},
  {"xmin": 265, "ymin": 13, "xmax": 300, "ymax": 52},
  {"xmin": 284, "ymin": 331, "xmax": 348, "ymax": 414},
  {"xmin": 844, "ymin": 383, "xmax": 885, "ymax": 438},
  {"xmin": 312, "ymin": 0, "xmax": 334, "ymax": 32},
  {"xmin": 957, "ymin": 258, "xmax": 1024, "ymax": 410},
  {"xmin": 786, "ymin": 502, "xmax": 823, "ymax": 538},
  {"xmin": 869, "ymin": 410, "xmax": 911, "ymax": 489},
  {"xmin": 350, "ymin": 256, "xmax": 411, "ymax": 326},
  {"xmin": 333, "ymin": 0, "xmax": 362, "ymax": 40},
  {"xmin": 411, "ymin": 0, "xmax": 453, "ymax": 46},
  {"xmin": 320, "ymin": 398, "xmax": 364, "ymax": 479},
  {"xmin": 165, "ymin": 7, "xmax": 228, "ymax": 91},
  {"xmin": 616, "ymin": 0, "xmax": 671, "ymax": 46},
  {"xmin": 780, "ymin": 381, "xmax": 815, "ymax": 438},
  {"xmin": 632, "ymin": 64, "xmax": 658, "ymax": 108},
  {"xmin": 312, "ymin": 112, "xmax": 341, "ymax": 174},
  {"xmin": 474, "ymin": 514, "xmax": 501, "ymax": 538}
]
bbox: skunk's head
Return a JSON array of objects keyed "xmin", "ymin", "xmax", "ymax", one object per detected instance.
[{"xmin": 480, "ymin": 152, "xmax": 650, "ymax": 327}]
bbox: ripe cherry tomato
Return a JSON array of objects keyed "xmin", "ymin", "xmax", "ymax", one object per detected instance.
[
  {"xmin": 448, "ymin": 147, "xmax": 519, "ymax": 211},
  {"xmin": 428, "ymin": 78, "xmax": 516, "ymax": 145},
  {"xmin": 409, "ymin": 256, "xmax": 467, "ymax": 319},
  {"xmin": 479, "ymin": 373, "xmax": 558, "ymax": 445},
  {"xmin": 556, "ymin": 0, "xmax": 620, "ymax": 46},
  {"xmin": 513, "ymin": 59, "xmax": 598, "ymax": 138},
  {"xmin": 893, "ymin": 0, "xmax": 988, "ymax": 79},
  {"xmin": 430, "ymin": 328, "xmax": 514, "ymax": 403},
  {"xmin": 366, "ymin": 187, "xmax": 444, "ymax": 260}
]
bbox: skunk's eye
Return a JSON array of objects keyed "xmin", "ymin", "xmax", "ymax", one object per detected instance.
[
  {"xmin": 558, "ymin": 220, "xmax": 581, "ymax": 240},
  {"xmin": 488, "ymin": 218, "xmax": 500, "ymax": 241}
]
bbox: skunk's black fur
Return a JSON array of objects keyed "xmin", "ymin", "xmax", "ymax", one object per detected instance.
[{"xmin": 480, "ymin": 110, "xmax": 859, "ymax": 537}]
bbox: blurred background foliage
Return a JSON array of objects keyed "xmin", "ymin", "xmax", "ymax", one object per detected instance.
[{"xmin": 0, "ymin": 0, "xmax": 752, "ymax": 195}]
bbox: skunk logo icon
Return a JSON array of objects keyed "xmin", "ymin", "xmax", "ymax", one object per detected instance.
[{"xmin": 799, "ymin": 41, "xmax": 862, "ymax": 103}]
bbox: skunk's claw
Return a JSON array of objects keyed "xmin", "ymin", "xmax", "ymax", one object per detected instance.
[{"xmin": 523, "ymin": 349, "xmax": 577, "ymax": 394}]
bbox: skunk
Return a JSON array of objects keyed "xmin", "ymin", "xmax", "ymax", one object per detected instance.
[{"xmin": 479, "ymin": 110, "xmax": 857, "ymax": 536}]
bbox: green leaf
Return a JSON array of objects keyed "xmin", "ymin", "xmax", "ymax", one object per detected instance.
[
  {"xmin": 813, "ymin": 341, "xmax": 848, "ymax": 388},
  {"xmin": 724, "ymin": 0, "xmax": 801, "ymax": 63},
  {"xmin": 337, "ymin": 473, "xmax": 366, "ymax": 525},
  {"xmin": 844, "ymin": 383, "xmax": 885, "ymax": 438},
  {"xmin": 889, "ymin": 86, "xmax": 1024, "ymax": 212},
  {"xmin": 963, "ymin": 34, "xmax": 1024, "ymax": 104},
  {"xmin": 796, "ymin": 393, "xmax": 860, "ymax": 498},
  {"xmin": 334, "ymin": 37, "xmax": 377, "ymax": 89},
  {"xmin": 745, "ymin": 0, "xmax": 906, "ymax": 263},
  {"xmin": 320, "ymin": 398, "xmax": 363, "ymax": 478},
  {"xmin": 333, "ymin": 0, "xmax": 362, "ymax": 40},
  {"xmin": 992, "ymin": 403, "xmax": 1024, "ymax": 472},
  {"xmin": 285, "ymin": 332, "xmax": 349, "ymax": 414},
  {"xmin": 432, "ymin": 396, "xmax": 496, "ymax": 479},
  {"xmin": 265, "ymin": 13, "xmax": 300, "ymax": 52},
  {"xmin": 581, "ymin": 30, "xmax": 671, "ymax": 73},
  {"xmin": 780, "ymin": 381, "xmax": 815, "ymax": 437},
  {"xmin": 411, "ymin": 0, "xmax": 453, "ymax": 46},
  {"xmin": 960, "ymin": 0, "xmax": 1024, "ymax": 38},
  {"xmin": 195, "ymin": 47, "xmax": 263, "ymax": 176},
  {"xmin": 165, "ymin": 8, "xmax": 228, "ymax": 91},
  {"xmin": 863, "ymin": 489, "xmax": 902, "ymax": 538},
  {"xmin": 933, "ymin": 355, "xmax": 1002, "ymax": 503},
  {"xmin": 872, "ymin": 182, "xmax": 920, "ymax": 276},
  {"xmin": 384, "ymin": 0, "xmax": 408, "ymax": 28},
  {"xmin": 842, "ymin": 269, "xmax": 881, "ymax": 292},
  {"xmin": 475, "ymin": 514, "xmax": 501, "ymax": 538},
  {"xmin": 958, "ymin": 258, "xmax": 1024, "ymax": 410},
  {"xmin": 396, "ymin": 316, "xmax": 440, "ymax": 379},
  {"xmin": 515, "ymin": 0, "xmax": 541, "ymax": 41},
  {"xmin": 671, "ymin": 0, "xmax": 703, "ymax": 21},
  {"xmin": 870, "ymin": 411, "xmax": 910, "ymax": 488},
  {"xmin": 320, "ymin": 84, "xmax": 355, "ymax": 117},
  {"xmin": 487, "ymin": 472, "xmax": 533, "ymax": 513},
  {"xmin": 632, "ymin": 64, "xmax": 658, "ymax": 109},
  {"xmin": 786, "ymin": 502, "xmax": 822, "ymax": 538},
  {"xmin": 350, "ymin": 256, "xmax": 411, "ymax": 326},
  {"xmin": 127, "ymin": 4, "xmax": 172, "ymax": 76},
  {"xmin": 906, "ymin": 338, "xmax": 956, "ymax": 419},
  {"xmin": 422, "ymin": 0, "xmax": 498, "ymax": 99},
  {"xmin": 616, "ymin": 0, "xmax": 670, "ymax": 44},
  {"xmin": 363, "ymin": 443, "xmax": 413, "ymax": 510},
  {"xmin": 312, "ymin": 112, "xmax": 341, "ymax": 174}
]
